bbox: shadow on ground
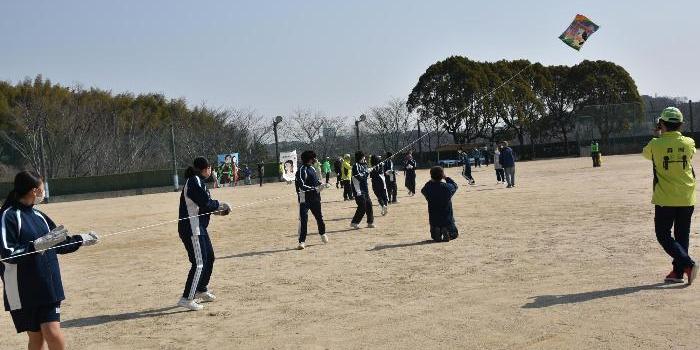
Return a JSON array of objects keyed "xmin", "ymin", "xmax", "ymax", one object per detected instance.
[
  {"xmin": 63, "ymin": 306, "xmax": 189, "ymax": 328},
  {"xmin": 367, "ymin": 240, "xmax": 436, "ymax": 251},
  {"xmin": 522, "ymin": 282, "xmax": 688, "ymax": 308}
]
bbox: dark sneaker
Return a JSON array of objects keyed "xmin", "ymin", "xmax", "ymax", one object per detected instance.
[
  {"xmin": 685, "ymin": 265, "xmax": 698, "ymax": 285},
  {"xmin": 664, "ymin": 271, "xmax": 684, "ymax": 283}
]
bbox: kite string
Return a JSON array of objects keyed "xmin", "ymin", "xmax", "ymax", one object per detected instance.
[
  {"xmin": 0, "ymin": 194, "xmax": 288, "ymax": 263},
  {"xmin": 0, "ymin": 64, "xmax": 531, "ymax": 262}
]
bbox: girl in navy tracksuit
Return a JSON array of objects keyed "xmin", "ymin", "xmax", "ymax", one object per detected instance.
[
  {"xmin": 178, "ymin": 157, "xmax": 230, "ymax": 311},
  {"xmin": 351, "ymin": 151, "xmax": 375, "ymax": 228},
  {"xmin": 1, "ymin": 171, "xmax": 99, "ymax": 350},
  {"xmin": 404, "ymin": 153, "xmax": 417, "ymax": 195},
  {"xmin": 370, "ymin": 154, "xmax": 389, "ymax": 216},
  {"xmin": 295, "ymin": 150, "xmax": 328, "ymax": 250}
]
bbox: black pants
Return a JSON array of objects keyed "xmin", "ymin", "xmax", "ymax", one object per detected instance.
[
  {"xmin": 430, "ymin": 225, "xmax": 459, "ymax": 242},
  {"xmin": 343, "ymin": 180, "xmax": 354, "ymax": 200},
  {"xmin": 592, "ymin": 152, "xmax": 601, "ymax": 167},
  {"xmin": 655, "ymin": 205, "xmax": 695, "ymax": 275},
  {"xmin": 386, "ymin": 179, "xmax": 398, "ymax": 203},
  {"xmin": 336, "ymin": 173, "xmax": 341, "ymax": 188},
  {"xmin": 462, "ymin": 165, "xmax": 474, "ymax": 182},
  {"xmin": 180, "ymin": 233, "xmax": 215, "ymax": 299},
  {"xmin": 299, "ymin": 200, "xmax": 325, "ymax": 243},
  {"xmin": 325, "ymin": 172, "xmax": 330, "ymax": 184},
  {"xmin": 373, "ymin": 187, "xmax": 388, "ymax": 207},
  {"xmin": 495, "ymin": 168, "xmax": 504, "ymax": 182},
  {"xmin": 405, "ymin": 173, "xmax": 416, "ymax": 194},
  {"xmin": 352, "ymin": 194, "xmax": 374, "ymax": 224}
]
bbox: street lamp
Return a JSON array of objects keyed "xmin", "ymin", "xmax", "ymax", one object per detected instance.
[
  {"xmin": 273, "ymin": 115, "xmax": 283, "ymax": 180},
  {"xmin": 355, "ymin": 114, "xmax": 366, "ymax": 151}
]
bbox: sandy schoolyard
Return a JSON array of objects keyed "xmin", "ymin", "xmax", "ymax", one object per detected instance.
[{"xmin": 1, "ymin": 154, "xmax": 699, "ymax": 349}]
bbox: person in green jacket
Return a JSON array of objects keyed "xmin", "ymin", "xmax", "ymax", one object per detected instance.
[
  {"xmin": 321, "ymin": 157, "xmax": 332, "ymax": 185},
  {"xmin": 341, "ymin": 154, "xmax": 354, "ymax": 200},
  {"xmin": 591, "ymin": 141, "xmax": 601, "ymax": 167},
  {"xmin": 642, "ymin": 107, "xmax": 697, "ymax": 285}
]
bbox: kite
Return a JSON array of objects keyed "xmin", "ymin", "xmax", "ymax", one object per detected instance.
[{"xmin": 559, "ymin": 14, "xmax": 600, "ymax": 51}]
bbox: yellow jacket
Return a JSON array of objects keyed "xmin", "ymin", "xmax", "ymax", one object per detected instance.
[
  {"xmin": 341, "ymin": 158, "xmax": 352, "ymax": 181},
  {"xmin": 642, "ymin": 131, "xmax": 696, "ymax": 206}
]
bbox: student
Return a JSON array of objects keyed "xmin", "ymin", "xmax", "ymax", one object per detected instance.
[
  {"xmin": 178, "ymin": 157, "xmax": 231, "ymax": 311},
  {"xmin": 322, "ymin": 158, "xmax": 332, "ymax": 185},
  {"xmin": 458, "ymin": 149, "xmax": 476, "ymax": 185},
  {"xmin": 295, "ymin": 150, "xmax": 329, "ymax": 250},
  {"xmin": 642, "ymin": 107, "xmax": 697, "ymax": 284},
  {"xmin": 333, "ymin": 157, "xmax": 343, "ymax": 189},
  {"xmin": 493, "ymin": 147, "xmax": 504, "ymax": 184},
  {"xmin": 384, "ymin": 152, "xmax": 398, "ymax": 203},
  {"xmin": 0, "ymin": 170, "xmax": 99, "ymax": 350},
  {"xmin": 341, "ymin": 154, "xmax": 354, "ymax": 201},
  {"xmin": 350, "ymin": 151, "xmax": 375, "ymax": 229},
  {"xmin": 370, "ymin": 154, "xmax": 389, "ymax": 216},
  {"xmin": 257, "ymin": 163, "xmax": 265, "ymax": 187},
  {"xmin": 242, "ymin": 165, "xmax": 252, "ymax": 185},
  {"xmin": 421, "ymin": 166, "xmax": 459, "ymax": 242},
  {"xmin": 499, "ymin": 142, "xmax": 516, "ymax": 188},
  {"xmin": 404, "ymin": 152, "xmax": 417, "ymax": 196}
]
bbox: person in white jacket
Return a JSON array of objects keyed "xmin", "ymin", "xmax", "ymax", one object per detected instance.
[{"xmin": 493, "ymin": 148, "xmax": 505, "ymax": 184}]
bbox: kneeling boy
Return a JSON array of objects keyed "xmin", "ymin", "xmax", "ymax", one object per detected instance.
[{"xmin": 420, "ymin": 166, "xmax": 459, "ymax": 242}]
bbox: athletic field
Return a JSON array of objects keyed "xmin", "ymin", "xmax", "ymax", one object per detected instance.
[{"xmin": 1, "ymin": 154, "xmax": 698, "ymax": 349}]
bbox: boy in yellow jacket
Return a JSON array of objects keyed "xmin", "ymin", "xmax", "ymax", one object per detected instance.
[
  {"xmin": 642, "ymin": 107, "xmax": 697, "ymax": 284},
  {"xmin": 341, "ymin": 154, "xmax": 354, "ymax": 201}
]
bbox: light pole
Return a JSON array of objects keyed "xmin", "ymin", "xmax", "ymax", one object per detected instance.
[
  {"xmin": 355, "ymin": 114, "xmax": 366, "ymax": 151},
  {"xmin": 171, "ymin": 123, "xmax": 179, "ymax": 191},
  {"xmin": 273, "ymin": 115, "xmax": 283, "ymax": 180}
]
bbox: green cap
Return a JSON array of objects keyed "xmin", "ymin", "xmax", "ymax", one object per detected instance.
[{"xmin": 660, "ymin": 107, "xmax": 683, "ymax": 123}]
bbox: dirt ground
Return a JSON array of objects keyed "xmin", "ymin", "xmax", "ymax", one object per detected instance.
[{"xmin": 2, "ymin": 154, "xmax": 699, "ymax": 349}]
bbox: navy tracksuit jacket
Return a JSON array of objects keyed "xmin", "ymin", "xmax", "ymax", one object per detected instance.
[
  {"xmin": 421, "ymin": 177, "xmax": 459, "ymax": 240},
  {"xmin": 0, "ymin": 204, "xmax": 84, "ymax": 311},
  {"xmin": 351, "ymin": 162, "xmax": 374, "ymax": 224},
  {"xmin": 178, "ymin": 175, "xmax": 220, "ymax": 299},
  {"xmin": 295, "ymin": 164, "xmax": 325, "ymax": 243},
  {"xmin": 370, "ymin": 163, "xmax": 389, "ymax": 206}
]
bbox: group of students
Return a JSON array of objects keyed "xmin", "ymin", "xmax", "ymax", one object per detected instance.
[
  {"xmin": 459, "ymin": 142, "xmax": 517, "ymax": 188},
  {"xmin": 3, "ymin": 106, "xmax": 698, "ymax": 349}
]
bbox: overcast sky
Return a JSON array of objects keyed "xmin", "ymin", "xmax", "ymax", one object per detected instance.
[{"xmin": 2, "ymin": 0, "xmax": 698, "ymax": 119}]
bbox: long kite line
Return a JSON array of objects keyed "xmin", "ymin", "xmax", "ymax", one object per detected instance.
[{"xmin": 0, "ymin": 64, "xmax": 531, "ymax": 262}]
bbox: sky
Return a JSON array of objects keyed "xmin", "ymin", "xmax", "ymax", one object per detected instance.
[{"xmin": 1, "ymin": 0, "xmax": 698, "ymax": 119}]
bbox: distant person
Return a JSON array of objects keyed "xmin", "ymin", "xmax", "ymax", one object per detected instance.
[
  {"xmin": 370, "ymin": 154, "xmax": 389, "ymax": 216},
  {"xmin": 483, "ymin": 147, "xmax": 490, "ymax": 166},
  {"xmin": 322, "ymin": 157, "xmax": 332, "ymax": 185},
  {"xmin": 473, "ymin": 149, "xmax": 481, "ymax": 168},
  {"xmin": 177, "ymin": 157, "xmax": 231, "ymax": 311},
  {"xmin": 257, "ymin": 163, "xmax": 265, "ymax": 187},
  {"xmin": 350, "ymin": 151, "xmax": 375, "ymax": 229},
  {"xmin": 591, "ymin": 141, "xmax": 602, "ymax": 167},
  {"xmin": 642, "ymin": 107, "xmax": 697, "ymax": 284},
  {"xmin": 493, "ymin": 147, "xmax": 505, "ymax": 184},
  {"xmin": 294, "ymin": 150, "xmax": 329, "ymax": 250},
  {"xmin": 341, "ymin": 154, "xmax": 354, "ymax": 201},
  {"xmin": 242, "ymin": 165, "xmax": 252, "ymax": 185},
  {"xmin": 404, "ymin": 152, "xmax": 417, "ymax": 196},
  {"xmin": 231, "ymin": 161, "xmax": 240, "ymax": 187},
  {"xmin": 499, "ymin": 142, "xmax": 516, "ymax": 188},
  {"xmin": 384, "ymin": 152, "xmax": 398, "ymax": 203},
  {"xmin": 0, "ymin": 171, "xmax": 100, "ymax": 350},
  {"xmin": 220, "ymin": 155, "xmax": 233, "ymax": 187},
  {"xmin": 458, "ymin": 149, "xmax": 475, "ymax": 185},
  {"xmin": 421, "ymin": 166, "xmax": 459, "ymax": 242},
  {"xmin": 333, "ymin": 157, "xmax": 342, "ymax": 189}
]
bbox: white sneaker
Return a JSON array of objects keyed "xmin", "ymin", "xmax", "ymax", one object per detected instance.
[
  {"xmin": 351, "ymin": 223, "xmax": 360, "ymax": 229},
  {"xmin": 367, "ymin": 223, "xmax": 376, "ymax": 228},
  {"xmin": 320, "ymin": 234, "xmax": 329, "ymax": 244},
  {"xmin": 178, "ymin": 297, "xmax": 204, "ymax": 311},
  {"xmin": 297, "ymin": 242, "xmax": 306, "ymax": 250},
  {"xmin": 195, "ymin": 291, "xmax": 216, "ymax": 303},
  {"xmin": 381, "ymin": 206, "xmax": 388, "ymax": 216}
]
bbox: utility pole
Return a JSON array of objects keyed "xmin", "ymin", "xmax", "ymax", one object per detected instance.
[
  {"xmin": 171, "ymin": 123, "xmax": 179, "ymax": 191},
  {"xmin": 355, "ymin": 114, "xmax": 366, "ymax": 151},
  {"xmin": 39, "ymin": 123, "xmax": 50, "ymax": 203},
  {"xmin": 417, "ymin": 118, "xmax": 423, "ymax": 160},
  {"xmin": 273, "ymin": 116, "xmax": 283, "ymax": 181}
]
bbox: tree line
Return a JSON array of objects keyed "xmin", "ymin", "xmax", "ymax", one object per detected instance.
[{"xmin": 0, "ymin": 76, "xmax": 272, "ymax": 179}]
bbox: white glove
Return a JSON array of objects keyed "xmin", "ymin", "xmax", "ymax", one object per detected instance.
[
  {"xmin": 214, "ymin": 202, "xmax": 231, "ymax": 216},
  {"xmin": 79, "ymin": 232, "xmax": 100, "ymax": 246},
  {"xmin": 33, "ymin": 225, "xmax": 68, "ymax": 251}
]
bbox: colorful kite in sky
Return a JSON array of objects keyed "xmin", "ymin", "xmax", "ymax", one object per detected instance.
[{"xmin": 559, "ymin": 14, "xmax": 600, "ymax": 51}]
